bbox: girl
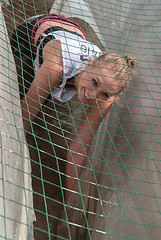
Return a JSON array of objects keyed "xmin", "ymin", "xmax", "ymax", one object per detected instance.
[{"xmin": 11, "ymin": 14, "xmax": 137, "ymax": 201}]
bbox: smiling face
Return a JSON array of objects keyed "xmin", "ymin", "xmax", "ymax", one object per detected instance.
[{"xmin": 75, "ymin": 61, "xmax": 121, "ymax": 104}]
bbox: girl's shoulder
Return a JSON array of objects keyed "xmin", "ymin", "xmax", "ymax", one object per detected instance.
[{"xmin": 43, "ymin": 39, "xmax": 63, "ymax": 72}]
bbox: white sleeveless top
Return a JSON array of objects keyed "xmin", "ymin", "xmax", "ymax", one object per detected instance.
[{"xmin": 34, "ymin": 29, "xmax": 102, "ymax": 102}]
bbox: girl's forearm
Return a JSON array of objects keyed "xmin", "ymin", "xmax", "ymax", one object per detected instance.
[
  {"xmin": 65, "ymin": 104, "xmax": 112, "ymax": 201},
  {"xmin": 21, "ymin": 63, "xmax": 62, "ymax": 131},
  {"xmin": 21, "ymin": 78, "xmax": 50, "ymax": 131},
  {"xmin": 21, "ymin": 86, "xmax": 48, "ymax": 131}
]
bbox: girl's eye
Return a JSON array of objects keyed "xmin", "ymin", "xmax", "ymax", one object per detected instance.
[
  {"xmin": 103, "ymin": 92, "xmax": 109, "ymax": 98},
  {"xmin": 92, "ymin": 78, "xmax": 98, "ymax": 87}
]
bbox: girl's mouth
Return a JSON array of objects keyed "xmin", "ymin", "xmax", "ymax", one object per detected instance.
[{"xmin": 84, "ymin": 90, "xmax": 91, "ymax": 100}]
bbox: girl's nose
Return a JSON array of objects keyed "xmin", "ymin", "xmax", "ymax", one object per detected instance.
[{"xmin": 88, "ymin": 89, "xmax": 99, "ymax": 99}]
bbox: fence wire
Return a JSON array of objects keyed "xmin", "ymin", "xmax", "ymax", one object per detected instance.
[{"xmin": 1, "ymin": 0, "xmax": 161, "ymax": 239}]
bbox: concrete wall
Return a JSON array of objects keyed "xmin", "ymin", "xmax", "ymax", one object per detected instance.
[
  {"xmin": 54, "ymin": 1, "xmax": 161, "ymax": 239},
  {"xmin": 0, "ymin": 2, "xmax": 35, "ymax": 239}
]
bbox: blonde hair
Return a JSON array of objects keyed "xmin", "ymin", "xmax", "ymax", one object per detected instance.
[{"xmin": 92, "ymin": 52, "xmax": 137, "ymax": 100}]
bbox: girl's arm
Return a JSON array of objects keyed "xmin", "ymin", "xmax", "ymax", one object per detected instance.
[
  {"xmin": 65, "ymin": 97, "xmax": 115, "ymax": 201},
  {"xmin": 21, "ymin": 40, "xmax": 63, "ymax": 131}
]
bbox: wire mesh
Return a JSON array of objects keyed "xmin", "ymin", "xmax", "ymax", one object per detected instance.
[{"xmin": 1, "ymin": 0, "xmax": 161, "ymax": 239}]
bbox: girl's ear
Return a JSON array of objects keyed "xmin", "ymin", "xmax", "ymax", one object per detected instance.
[{"xmin": 87, "ymin": 59, "xmax": 94, "ymax": 66}]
